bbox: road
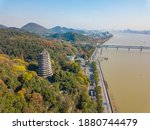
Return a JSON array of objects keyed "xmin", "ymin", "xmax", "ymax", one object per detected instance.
[
  {"xmin": 93, "ymin": 48, "xmax": 113, "ymax": 113},
  {"xmin": 84, "ymin": 62, "xmax": 97, "ymax": 101}
]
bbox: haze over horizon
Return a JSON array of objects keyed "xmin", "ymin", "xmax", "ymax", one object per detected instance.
[{"xmin": 0, "ymin": 0, "xmax": 150, "ymax": 30}]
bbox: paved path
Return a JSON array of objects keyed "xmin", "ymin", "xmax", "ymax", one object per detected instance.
[{"xmin": 94, "ymin": 48, "xmax": 113, "ymax": 113}]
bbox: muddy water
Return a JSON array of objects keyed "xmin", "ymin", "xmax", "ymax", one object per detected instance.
[{"xmin": 100, "ymin": 32, "xmax": 150, "ymax": 112}]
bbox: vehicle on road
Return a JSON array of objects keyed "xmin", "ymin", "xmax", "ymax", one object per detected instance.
[{"xmin": 89, "ymin": 89, "xmax": 96, "ymax": 96}]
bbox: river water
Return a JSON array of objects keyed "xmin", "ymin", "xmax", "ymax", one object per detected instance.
[{"xmin": 100, "ymin": 32, "xmax": 150, "ymax": 112}]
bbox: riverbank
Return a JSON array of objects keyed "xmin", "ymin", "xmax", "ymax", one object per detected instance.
[{"xmin": 97, "ymin": 58, "xmax": 113, "ymax": 113}]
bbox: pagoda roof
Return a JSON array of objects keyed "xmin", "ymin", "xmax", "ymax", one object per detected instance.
[{"xmin": 40, "ymin": 49, "xmax": 49, "ymax": 55}]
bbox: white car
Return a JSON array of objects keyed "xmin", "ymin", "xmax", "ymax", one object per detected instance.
[{"xmin": 89, "ymin": 89, "xmax": 96, "ymax": 96}]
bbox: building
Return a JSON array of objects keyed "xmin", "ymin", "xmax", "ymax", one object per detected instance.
[
  {"xmin": 67, "ymin": 55, "xmax": 75, "ymax": 61},
  {"xmin": 76, "ymin": 57, "xmax": 85, "ymax": 67},
  {"xmin": 38, "ymin": 49, "xmax": 53, "ymax": 78}
]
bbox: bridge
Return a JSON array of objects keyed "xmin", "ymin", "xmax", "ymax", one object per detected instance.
[{"xmin": 98, "ymin": 45, "xmax": 150, "ymax": 51}]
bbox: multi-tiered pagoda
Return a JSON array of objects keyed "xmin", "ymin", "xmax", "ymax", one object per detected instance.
[{"xmin": 38, "ymin": 49, "xmax": 53, "ymax": 78}]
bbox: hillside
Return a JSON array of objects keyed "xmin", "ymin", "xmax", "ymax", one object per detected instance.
[
  {"xmin": 0, "ymin": 29, "xmax": 77, "ymax": 61},
  {"xmin": 21, "ymin": 23, "xmax": 85, "ymax": 36},
  {"xmin": 21, "ymin": 23, "xmax": 50, "ymax": 36},
  {"xmin": 50, "ymin": 26, "xmax": 84, "ymax": 34},
  {"xmin": 0, "ymin": 23, "xmax": 112, "ymax": 45},
  {"xmin": 47, "ymin": 32, "xmax": 94, "ymax": 44},
  {"xmin": 0, "ymin": 54, "xmax": 62, "ymax": 112},
  {"xmin": 0, "ymin": 24, "xmax": 7, "ymax": 29},
  {"xmin": 0, "ymin": 54, "xmax": 97, "ymax": 112},
  {"xmin": 0, "ymin": 29, "xmax": 97, "ymax": 112}
]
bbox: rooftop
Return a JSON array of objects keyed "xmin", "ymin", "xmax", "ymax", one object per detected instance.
[{"xmin": 40, "ymin": 49, "xmax": 49, "ymax": 55}]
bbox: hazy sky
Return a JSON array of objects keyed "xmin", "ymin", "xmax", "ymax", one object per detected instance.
[{"xmin": 0, "ymin": 0, "xmax": 150, "ymax": 30}]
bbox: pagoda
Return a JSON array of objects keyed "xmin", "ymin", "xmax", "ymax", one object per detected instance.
[{"xmin": 38, "ymin": 49, "xmax": 53, "ymax": 78}]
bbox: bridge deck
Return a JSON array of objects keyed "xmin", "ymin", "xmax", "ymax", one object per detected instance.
[{"xmin": 98, "ymin": 45, "xmax": 150, "ymax": 50}]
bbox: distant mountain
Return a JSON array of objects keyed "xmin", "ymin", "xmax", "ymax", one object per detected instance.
[
  {"xmin": 21, "ymin": 23, "xmax": 85, "ymax": 37},
  {"xmin": 0, "ymin": 24, "xmax": 8, "ymax": 29},
  {"xmin": 47, "ymin": 31, "xmax": 113, "ymax": 44},
  {"xmin": 8, "ymin": 27, "xmax": 21, "ymax": 31},
  {"xmin": 50, "ymin": 26, "xmax": 85, "ymax": 34},
  {"xmin": 21, "ymin": 22, "xmax": 50, "ymax": 36},
  {"xmin": 47, "ymin": 32, "xmax": 95, "ymax": 44},
  {"xmin": 0, "ymin": 22, "xmax": 112, "ymax": 43},
  {"xmin": 122, "ymin": 29, "xmax": 150, "ymax": 34}
]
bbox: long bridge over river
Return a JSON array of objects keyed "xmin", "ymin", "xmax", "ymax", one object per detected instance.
[{"xmin": 98, "ymin": 44, "xmax": 150, "ymax": 51}]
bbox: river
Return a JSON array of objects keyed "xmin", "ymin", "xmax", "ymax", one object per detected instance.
[{"xmin": 100, "ymin": 32, "xmax": 150, "ymax": 112}]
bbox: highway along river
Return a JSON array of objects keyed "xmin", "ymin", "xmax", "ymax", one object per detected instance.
[{"xmin": 100, "ymin": 32, "xmax": 150, "ymax": 112}]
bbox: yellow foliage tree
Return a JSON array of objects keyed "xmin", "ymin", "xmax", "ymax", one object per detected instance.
[
  {"xmin": 13, "ymin": 65, "xmax": 26, "ymax": 72},
  {"xmin": 17, "ymin": 88, "xmax": 26, "ymax": 98},
  {"xmin": 0, "ymin": 79, "xmax": 4, "ymax": 85},
  {"xmin": 30, "ymin": 71, "xmax": 37, "ymax": 77},
  {"xmin": 22, "ymin": 72, "xmax": 33, "ymax": 82},
  {"xmin": 12, "ymin": 58, "xmax": 26, "ymax": 66}
]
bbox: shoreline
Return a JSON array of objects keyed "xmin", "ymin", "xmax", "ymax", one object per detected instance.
[{"xmin": 97, "ymin": 59, "xmax": 113, "ymax": 113}]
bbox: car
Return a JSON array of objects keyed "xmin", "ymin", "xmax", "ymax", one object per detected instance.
[
  {"xmin": 103, "ymin": 102, "xmax": 107, "ymax": 106},
  {"xmin": 89, "ymin": 89, "xmax": 96, "ymax": 96},
  {"xmin": 90, "ymin": 82, "xmax": 93, "ymax": 86},
  {"xmin": 90, "ymin": 80, "xmax": 95, "ymax": 86}
]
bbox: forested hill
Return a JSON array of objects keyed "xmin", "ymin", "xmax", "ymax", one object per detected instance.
[
  {"xmin": 47, "ymin": 32, "xmax": 95, "ymax": 44},
  {"xmin": 0, "ymin": 23, "xmax": 112, "ymax": 45},
  {"xmin": 21, "ymin": 22, "xmax": 50, "ymax": 36},
  {"xmin": 0, "ymin": 54, "xmax": 96, "ymax": 112},
  {"xmin": 0, "ymin": 29, "xmax": 77, "ymax": 61},
  {"xmin": 0, "ymin": 24, "xmax": 7, "ymax": 29},
  {"xmin": 0, "ymin": 28, "xmax": 98, "ymax": 113}
]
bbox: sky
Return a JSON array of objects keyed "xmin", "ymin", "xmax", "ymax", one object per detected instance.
[{"xmin": 0, "ymin": 0, "xmax": 150, "ymax": 30}]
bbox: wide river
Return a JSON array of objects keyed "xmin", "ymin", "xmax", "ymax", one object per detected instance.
[{"xmin": 100, "ymin": 32, "xmax": 150, "ymax": 112}]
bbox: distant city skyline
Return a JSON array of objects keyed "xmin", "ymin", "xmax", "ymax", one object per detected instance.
[{"xmin": 0, "ymin": 0, "xmax": 150, "ymax": 30}]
